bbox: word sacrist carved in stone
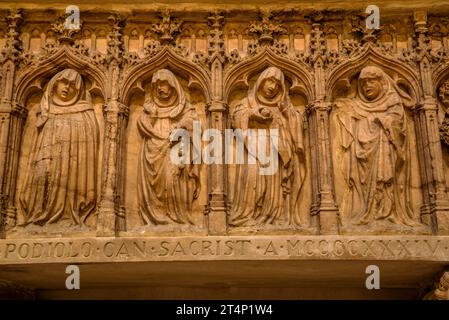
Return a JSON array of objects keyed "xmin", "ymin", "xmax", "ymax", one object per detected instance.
[
  {"xmin": 19, "ymin": 69, "xmax": 99, "ymax": 227},
  {"xmin": 229, "ymin": 67, "xmax": 306, "ymax": 228},
  {"xmin": 137, "ymin": 69, "xmax": 201, "ymax": 226},
  {"xmin": 334, "ymin": 66, "xmax": 424, "ymax": 233}
]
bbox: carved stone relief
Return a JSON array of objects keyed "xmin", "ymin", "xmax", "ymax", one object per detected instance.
[
  {"xmin": 0, "ymin": 7, "xmax": 448, "ymax": 239},
  {"xmin": 137, "ymin": 69, "xmax": 201, "ymax": 228},
  {"xmin": 10, "ymin": 69, "xmax": 104, "ymax": 236},
  {"xmin": 227, "ymin": 67, "xmax": 309, "ymax": 231},
  {"xmin": 332, "ymin": 66, "xmax": 426, "ymax": 234},
  {"xmin": 124, "ymin": 67, "xmax": 208, "ymax": 234},
  {"xmin": 18, "ymin": 69, "xmax": 99, "ymax": 228},
  {"xmin": 423, "ymin": 269, "xmax": 449, "ymax": 300},
  {"xmin": 438, "ymin": 80, "xmax": 449, "ymax": 196},
  {"xmin": 0, "ymin": 3, "xmax": 448, "ymax": 300}
]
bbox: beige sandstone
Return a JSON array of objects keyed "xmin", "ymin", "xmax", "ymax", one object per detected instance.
[{"xmin": 0, "ymin": 1, "xmax": 448, "ymax": 299}]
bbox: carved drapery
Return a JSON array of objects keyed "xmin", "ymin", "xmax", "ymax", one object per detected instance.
[{"xmin": 1, "ymin": 7, "xmax": 449, "ymax": 237}]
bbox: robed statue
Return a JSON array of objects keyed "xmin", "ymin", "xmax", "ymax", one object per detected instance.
[
  {"xmin": 335, "ymin": 65, "xmax": 421, "ymax": 227},
  {"xmin": 20, "ymin": 69, "xmax": 99, "ymax": 226},
  {"xmin": 229, "ymin": 67, "xmax": 306, "ymax": 227},
  {"xmin": 137, "ymin": 69, "xmax": 200, "ymax": 226}
]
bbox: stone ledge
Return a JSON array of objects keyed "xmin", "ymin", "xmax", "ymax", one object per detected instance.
[
  {"xmin": 1, "ymin": 235, "xmax": 449, "ymax": 264},
  {"xmin": 1, "ymin": 0, "xmax": 449, "ymax": 12}
]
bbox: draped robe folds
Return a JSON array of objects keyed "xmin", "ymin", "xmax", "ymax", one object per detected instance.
[
  {"xmin": 335, "ymin": 66, "xmax": 419, "ymax": 227},
  {"xmin": 137, "ymin": 69, "xmax": 200, "ymax": 226},
  {"xmin": 19, "ymin": 69, "xmax": 99, "ymax": 226},
  {"xmin": 229, "ymin": 67, "xmax": 306, "ymax": 227}
]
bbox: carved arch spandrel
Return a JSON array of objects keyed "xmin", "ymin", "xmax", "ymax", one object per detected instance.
[
  {"xmin": 328, "ymin": 51, "xmax": 427, "ymax": 235},
  {"xmin": 433, "ymin": 62, "xmax": 449, "ymax": 96},
  {"xmin": 14, "ymin": 47, "xmax": 108, "ymax": 106},
  {"xmin": 121, "ymin": 46, "xmax": 211, "ymax": 105},
  {"xmin": 224, "ymin": 48, "xmax": 314, "ymax": 103},
  {"xmin": 121, "ymin": 47, "xmax": 210, "ymax": 235},
  {"xmin": 326, "ymin": 46, "xmax": 422, "ymax": 103},
  {"xmin": 432, "ymin": 63, "xmax": 449, "ymax": 127}
]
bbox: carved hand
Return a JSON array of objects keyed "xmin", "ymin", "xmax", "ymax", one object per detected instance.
[{"xmin": 250, "ymin": 108, "xmax": 273, "ymax": 123}]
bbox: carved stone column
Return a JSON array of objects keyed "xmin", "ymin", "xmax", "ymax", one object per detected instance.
[
  {"xmin": 205, "ymin": 12, "xmax": 227, "ymax": 235},
  {"xmin": 413, "ymin": 11, "xmax": 449, "ymax": 234},
  {"xmin": 97, "ymin": 15, "xmax": 128, "ymax": 236},
  {"xmin": 307, "ymin": 17, "xmax": 339, "ymax": 234},
  {"xmin": 0, "ymin": 10, "xmax": 24, "ymax": 238}
]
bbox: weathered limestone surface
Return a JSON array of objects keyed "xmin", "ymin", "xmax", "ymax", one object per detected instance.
[
  {"xmin": 1, "ymin": 236, "xmax": 449, "ymax": 263},
  {"xmin": 0, "ymin": 1, "xmax": 449, "ymax": 299}
]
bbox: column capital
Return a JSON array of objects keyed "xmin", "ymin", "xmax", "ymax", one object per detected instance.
[
  {"xmin": 306, "ymin": 101, "xmax": 333, "ymax": 113},
  {"xmin": 206, "ymin": 100, "xmax": 227, "ymax": 113}
]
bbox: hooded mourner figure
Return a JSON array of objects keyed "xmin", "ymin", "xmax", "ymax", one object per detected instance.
[
  {"xmin": 137, "ymin": 69, "xmax": 200, "ymax": 226},
  {"xmin": 335, "ymin": 65, "xmax": 420, "ymax": 227},
  {"xmin": 229, "ymin": 66, "xmax": 306, "ymax": 227},
  {"xmin": 20, "ymin": 69, "xmax": 99, "ymax": 226}
]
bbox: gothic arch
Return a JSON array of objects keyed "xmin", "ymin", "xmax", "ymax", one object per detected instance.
[
  {"xmin": 120, "ymin": 46, "xmax": 211, "ymax": 105},
  {"xmin": 326, "ymin": 45, "xmax": 422, "ymax": 103},
  {"xmin": 223, "ymin": 47, "xmax": 314, "ymax": 104},
  {"xmin": 14, "ymin": 46, "xmax": 107, "ymax": 106},
  {"xmin": 433, "ymin": 61, "xmax": 449, "ymax": 92},
  {"xmin": 327, "ymin": 45, "xmax": 425, "ymax": 234}
]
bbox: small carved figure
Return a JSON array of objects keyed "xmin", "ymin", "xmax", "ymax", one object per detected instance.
[
  {"xmin": 229, "ymin": 66, "xmax": 306, "ymax": 227},
  {"xmin": 137, "ymin": 69, "xmax": 200, "ymax": 225},
  {"xmin": 20, "ymin": 69, "xmax": 99, "ymax": 226},
  {"xmin": 335, "ymin": 65, "xmax": 420, "ymax": 227}
]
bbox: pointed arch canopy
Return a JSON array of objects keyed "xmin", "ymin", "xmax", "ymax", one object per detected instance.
[
  {"xmin": 326, "ymin": 45, "xmax": 422, "ymax": 103},
  {"xmin": 14, "ymin": 45, "xmax": 108, "ymax": 106},
  {"xmin": 433, "ymin": 60, "xmax": 449, "ymax": 92},
  {"xmin": 120, "ymin": 46, "xmax": 212, "ymax": 105},
  {"xmin": 224, "ymin": 47, "xmax": 315, "ymax": 104}
]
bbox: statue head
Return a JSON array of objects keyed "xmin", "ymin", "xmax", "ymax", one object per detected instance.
[
  {"xmin": 255, "ymin": 67, "xmax": 286, "ymax": 106},
  {"xmin": 260, "ymin": 76, "xmax": 282, "ymax": 100},
  {"xmin": 151, "ymin": 69, "xmax": 180, "ymax": 108},
  {"xmin": 359, "ymin": 66, "xmax": 386, "ymax": 101},
  {"xmin": 50, "ymin": 69, "xmax": 84, "ymax": 106},
  {"xmin": 143, "ymin": 69, "xmax": 187, "ymax": 118},
  {"xmin": 154, "ymin": 79, "xmax": 174, "ymax": 102},
  {"xmin": 54, "ymin": 77, "xmax": 78, "ymax": 102}
]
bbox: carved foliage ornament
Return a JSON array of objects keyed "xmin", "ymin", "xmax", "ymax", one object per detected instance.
[
  {"xmin": 0, "ymin": 9, "xmax": 23, "ymax": 63},
  {"xmin": 123, "ymin": 11, "xmax": 188, "ymax": 70},
  {"xmin": 50, "ymin": 13, "xmax": 82, "ymax": 44},
  {"xmin": 151, "ymin": 9, "xmax": 183, "ymax": 45},
  {"xmin": 249, "ymin": 10, "xmax": 287, "ymax": 45}
]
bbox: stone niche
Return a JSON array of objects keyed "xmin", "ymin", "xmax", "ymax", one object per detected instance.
[{"xmin": 0, "ymin": 3, "xmax": 449, "ymax": 299}]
